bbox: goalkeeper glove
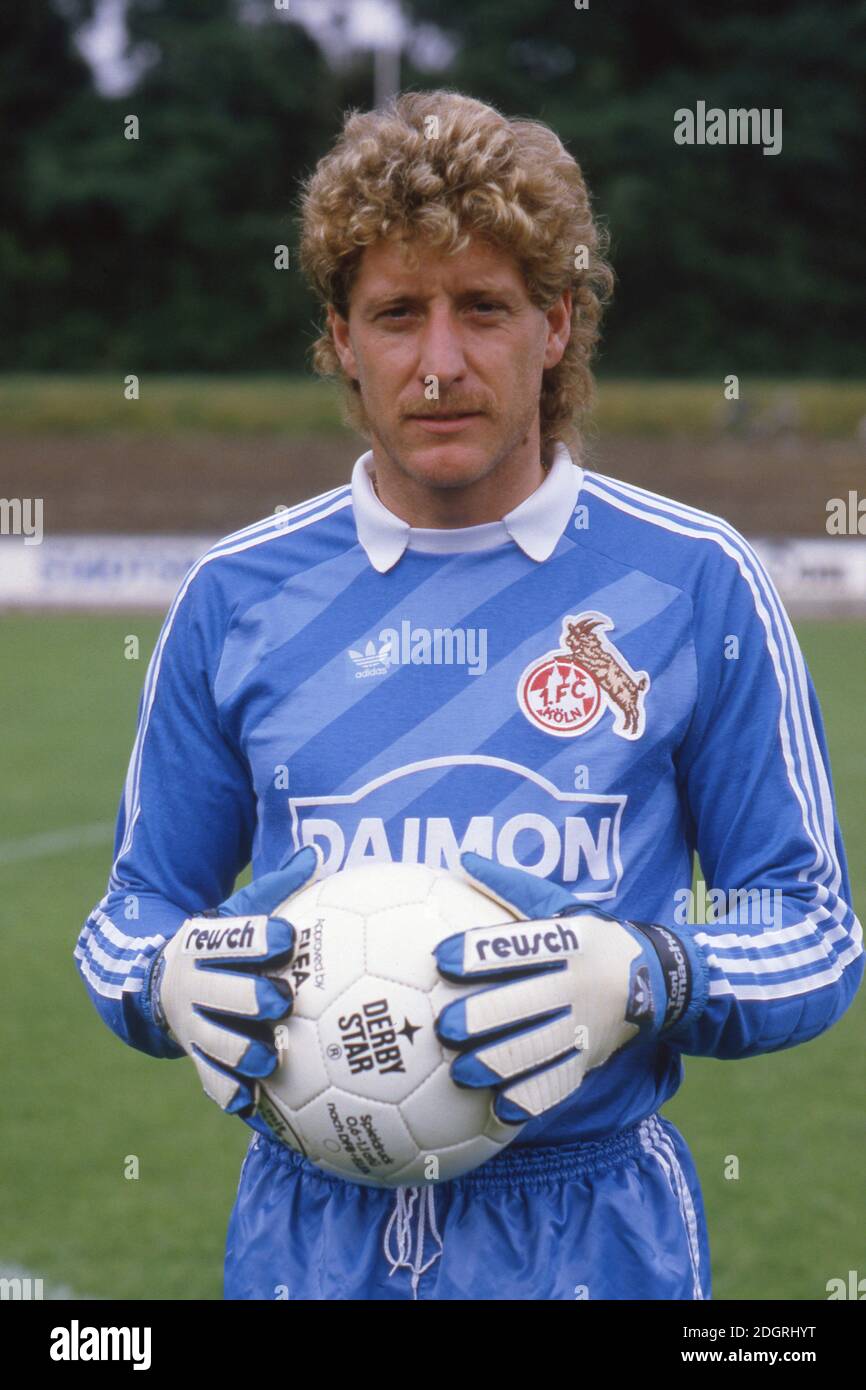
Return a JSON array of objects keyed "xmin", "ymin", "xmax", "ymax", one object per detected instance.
[
  {"xmin": 141, "ymin": 845, "xmax": 320, "ymax": 1116},
  {"xmin": 435, "ymin": 852, "xmax": 695, "ymax": 1123}
]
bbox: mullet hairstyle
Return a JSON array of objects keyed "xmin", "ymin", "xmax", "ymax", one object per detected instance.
[{"xmin": 297, "ymin": 89, "xmax": 614, "ymax": 457}]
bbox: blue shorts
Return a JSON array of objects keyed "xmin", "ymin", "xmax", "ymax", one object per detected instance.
[{"xmin": 224, "ymin": 1113, "xmax": 711, "ymax": 1301}]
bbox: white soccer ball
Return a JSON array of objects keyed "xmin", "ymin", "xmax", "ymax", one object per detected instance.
[{"xmin": 254, "ymin": 861, "xmax": 524, "ymax": 1186}]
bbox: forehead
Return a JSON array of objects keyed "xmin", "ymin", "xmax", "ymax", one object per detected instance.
[{"xmin": 350, "ymin": 233, "xmax": 528, "ymax": 300}]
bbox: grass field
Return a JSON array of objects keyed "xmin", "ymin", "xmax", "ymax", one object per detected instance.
[
  {"xmin": 0, "ymin": 374, "xmax": 863, "ymax": 436},
  {"xmin": 0, "ymin": 613, "xmax": 863, "ymax": 1300}
]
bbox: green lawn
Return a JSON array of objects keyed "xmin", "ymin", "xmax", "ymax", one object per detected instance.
[
  {"xmin": 0, "ymin": 614, "xmax": 862, "ymax": 1299},
  {"xmin": 0, "ymin": 374, "xmax": 862, "ymax": 436}
]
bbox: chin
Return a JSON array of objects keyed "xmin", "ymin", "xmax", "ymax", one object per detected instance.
[{"xmin": 400, "ymin": 442, "xmax": 498, "ymax": 490}]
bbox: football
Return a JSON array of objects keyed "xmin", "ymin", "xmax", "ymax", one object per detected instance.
[{"xmin": 254, "ymin": 861, "xmax": 524, "ymax": 1186}]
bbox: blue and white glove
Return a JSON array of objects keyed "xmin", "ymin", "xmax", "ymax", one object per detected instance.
[
  {"xmin": 141, "ymin": 845, "xmax": 320, "ymax": 1117},
  {"xmin": 435, "ymin": 853, "xmax": 695, "ymax": 1124}
]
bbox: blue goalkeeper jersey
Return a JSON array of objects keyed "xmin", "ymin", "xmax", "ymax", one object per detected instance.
[{"xmin": 75, "ymin": 442, "xmax": 863, "ymax": 1146}]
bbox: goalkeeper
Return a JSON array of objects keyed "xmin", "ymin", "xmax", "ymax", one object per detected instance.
[{"xmin": 76, "ymin": 90, "xmax": 863, "ymax": 1301}]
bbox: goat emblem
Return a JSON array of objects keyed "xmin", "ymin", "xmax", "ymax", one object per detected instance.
[{"xmin": 518, "ymin": 611, "xmax": 649, "ymax": 740}]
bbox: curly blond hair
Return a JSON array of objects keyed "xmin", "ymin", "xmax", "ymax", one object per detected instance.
[{"xmin": 297, "ymin": 89, "xmax": 613, "ymax": 456}]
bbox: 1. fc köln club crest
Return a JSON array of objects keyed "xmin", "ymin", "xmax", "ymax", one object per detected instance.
[{"xmin": 517, "ymin": 611, "xmax": 650, "ymax": 740}]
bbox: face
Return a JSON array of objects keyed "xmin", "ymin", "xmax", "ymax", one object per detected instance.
[{"xmin": 327, "ymin": 234, "xmax": 571, "ymax": 491}]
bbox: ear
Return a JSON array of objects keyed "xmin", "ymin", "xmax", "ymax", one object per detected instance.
[
  {"xmin": 327, "ymin": 304, "xmax": 359, "ymax": 381},
  {"xmin": 543, "ymin": 288, "xmax": 572, "ymax": 370}
]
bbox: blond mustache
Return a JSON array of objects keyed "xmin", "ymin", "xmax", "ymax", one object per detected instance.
[{"xmin": 404, "ymin": 406, "xmax": 488, "ymax": 417}]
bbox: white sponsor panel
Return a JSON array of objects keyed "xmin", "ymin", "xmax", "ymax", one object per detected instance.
[
  {"xmin": 1, "ymin": 534, "xmax": 862, "ymax": 613},
  {"xmin": 751, "ymin": 538, "xmax": 866, "ymax": 614},
  {"xmin": 0, "ymin": 535, "xmax": 217, "ymax": 608}
]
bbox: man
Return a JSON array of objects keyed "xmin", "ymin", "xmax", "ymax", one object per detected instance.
[{"xmin": 75, "ymin": 90, "xmax": 862, "ymax": 1301}]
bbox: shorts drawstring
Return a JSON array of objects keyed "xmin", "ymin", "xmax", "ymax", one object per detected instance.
[{"xmin": 382, "ymin": 1186, "xmax": 443, "ymax": 1299}]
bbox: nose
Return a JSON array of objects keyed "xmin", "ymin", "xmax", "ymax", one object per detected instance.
[{"xmin": 417, "ymin": 302, "xmax": 467, "ymax": 390}]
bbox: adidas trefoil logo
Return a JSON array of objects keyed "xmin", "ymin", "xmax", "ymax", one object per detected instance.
[{"xmin": 348, "ymin": 640, "xmax": 393, "ymax": 679}]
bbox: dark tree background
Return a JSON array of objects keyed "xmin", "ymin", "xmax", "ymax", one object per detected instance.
[{"xmin": 3, "ymin": 0, "xmax": 864, "ymax": 373}]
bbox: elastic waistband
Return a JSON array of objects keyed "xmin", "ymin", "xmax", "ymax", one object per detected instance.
[{"xmin": 253, "ymin": 1116, "xmax": 660, "ymax": 1192}]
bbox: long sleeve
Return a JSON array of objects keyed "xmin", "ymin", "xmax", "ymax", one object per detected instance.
[
  {"xmin": 666, "ymin": 537, "xmax": 863, "ymax": 1057},
  {"xmin": 74, "ymin": 560, "xmax": 256, "ymax": 1057}
]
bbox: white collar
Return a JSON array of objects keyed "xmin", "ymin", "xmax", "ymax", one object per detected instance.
[{"xmin": 352, "ymin": 441, "xmax": 582, "ymax": 573}]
